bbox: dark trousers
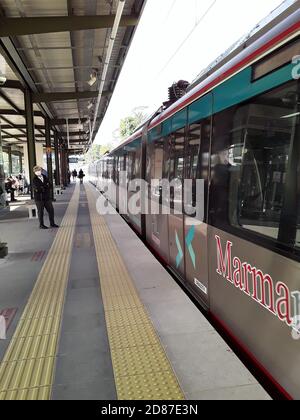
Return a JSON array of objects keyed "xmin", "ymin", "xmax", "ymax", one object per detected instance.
[
  {"xmin": 36, "ymin": 200, "xmax": 55, "ymax": 227},
  {"xmin": 10, "ymin": 189, "xmax": 15, "ymax": 202}
]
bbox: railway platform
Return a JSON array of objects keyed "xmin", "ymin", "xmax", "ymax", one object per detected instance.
[{"xmin": 0, "ymin": 182, "xmax": 270, "ymax": 400}]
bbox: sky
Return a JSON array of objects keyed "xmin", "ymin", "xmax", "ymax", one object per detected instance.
[{"xmin": 94, "ymin": 0, "xmax": 290, "ymax": 146}]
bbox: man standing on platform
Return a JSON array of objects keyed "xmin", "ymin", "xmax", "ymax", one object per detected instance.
[{"xmin": 32, "ymin": 166, "xmax": 59, "ymax": 230}]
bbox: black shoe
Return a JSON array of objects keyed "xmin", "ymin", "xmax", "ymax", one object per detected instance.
[
  {"xmin": 50, "ymin": 224, "xmax": 59, "ymax": 228},
  {"xmin": 40, "ymin": 225, "xmax": 48, "ymax": 230}
]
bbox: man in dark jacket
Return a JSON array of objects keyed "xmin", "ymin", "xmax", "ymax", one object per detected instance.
[{"xmin": 32, "ymin": 166, "xmax": 59, "ymax": 230}]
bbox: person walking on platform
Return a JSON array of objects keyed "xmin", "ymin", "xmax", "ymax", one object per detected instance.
[
  {"xmin": 72, "ymin": 169, "xmax": 78, "ymax": 182},
  {"xmin": 78, "ymin": 169, "xmax": 85, "ymax": 185},
  {"xmin": 32, "ymin": 166, "xmax": 59, "ymax": 230},
  {"xmin": 5, "ymin": 176, "xmax": 17, "ymax": 203}
]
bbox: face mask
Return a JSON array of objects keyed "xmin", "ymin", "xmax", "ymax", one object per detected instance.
[{"xmin": 35, "ymin": 171, "xmax": 42, "ymax": 176}]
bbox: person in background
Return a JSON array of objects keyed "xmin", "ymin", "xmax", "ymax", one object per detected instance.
[
  {"xmin": 17, "ymin": 174, "xmax": 24, "ymax": 194},
  {"xmin": 5, "ymin": 176, "xmax": 17, "ymax": 202},
  {"xmin": 72, "ymin": 169, "xmax": 78, "ymax": 182},
  {"xmin": 24, "ymin": 176, "xmax": 30, "ymax": 195},
  {"xmin": 78, "ymin": 169, "xmax": 85, "ymax": 185},
  {"xmin": 13, "ymin": 177, "xmax": 19, "ymax": 197},
  {"xmin": 32, "ymin": 166, "xmax": 59, "ymax": 230}
]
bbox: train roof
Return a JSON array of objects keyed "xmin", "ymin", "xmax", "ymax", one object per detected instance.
[
  {"xmin": 108, "ymin": 0, "xmax": 300, "ymax": 156},
  {"xmin": 188, "ymin": 0, "xmax": 298, "ymax": 91}
]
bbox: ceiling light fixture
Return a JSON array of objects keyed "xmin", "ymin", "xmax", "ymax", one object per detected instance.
[
  {"xmin": 87, "ymin": 70, "xmax": 97, "ymax": 87},
  {"xmin": 0, "ymin": 70, "xmax": 7, "ymax": 86}
]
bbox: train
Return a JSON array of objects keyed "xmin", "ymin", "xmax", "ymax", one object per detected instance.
[{"xmin": 89, "ymin": 4, "xmax": 300, "ymax": 400}]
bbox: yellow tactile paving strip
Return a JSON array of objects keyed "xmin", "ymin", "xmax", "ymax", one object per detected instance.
[
  {"xmin": 85, "ymin": 184, "xmax": 185, "ymax": 400},
  {"xmin": 0, "ymin": 185, "xmax": 80, "ymax": 400}
]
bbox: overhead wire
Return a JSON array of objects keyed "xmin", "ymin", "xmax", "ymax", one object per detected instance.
[
  {"xmin": 156, "ymin": 0, "xmax": 218, "ymax": 77},
  {"xmin": 162, "ymin": 0, "xmax": 178, "ymax": 24}
]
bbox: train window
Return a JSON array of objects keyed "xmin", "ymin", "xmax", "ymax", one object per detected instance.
[
  {"xmin": 116, "ymin": 157, "xmax": 121, "ymax": 185},
  {"xmin": 211, "ymin": 80, "xmax": 300, "ymax": 251},
  {"xmin": 113, "ymin": 157, "xmax": 118, "ymax": 184},
  {"xmin": 168, "ymin": 128, "xmax": 185, "ymax": 211},
  {"xmin": 185, "ymin": 120, "xmax": 211, "ymax": 219},
  {"xmin": 152, "ymin": 141, "xmax": 164, "ymax": 180},
  {"xmin": 151, "ymin": 138, "xmax": 164, "ymax": 233},
  {"xmin": 134, "ymin": 148, "xmax": 142, "ymax": 180}
]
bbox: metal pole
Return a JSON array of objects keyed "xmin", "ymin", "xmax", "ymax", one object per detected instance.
[
  {"xmin": 66, "ymin": 118, "xmax": 70, "ymax": 150},
  {"xmin": 54, "ymin": 131, "xmax": 60, "ymax": 186},
  {"xmin": 61, "ymin": 146, "xmax": 67, "ymax": 187},
  {"xmin": 24, "ymin": 89, "xmax": 36, "ymax": 199},
  {"xmin": 89, "ymin": 118, "xmax": 92, "ymax": 145},
  {"xmin": 0, "ymin": 121, "xmax": 6, "ymax": 208},
  {"xmin": 65, "ymin": 148, "xmax": 70, "ymax": 185},
  {"xmin": 19, "ymin": 152, "xmax": 23, "ymax": 173},
  {"xmin": 60, "ymin": 146, "xmax": 64, "ymax": 187},
  {"xmin": 66, "ymin": 119, "xmax": 70, "ymax": 186},
  {"xmin": 7, "ymin": 146, "xmax": 12, "ymax": 175},
  {"xmin": 0, "ymin": 121, "xmax": 8, "ymax": 257},
  {"xmin": 45, "ymin": 117, "xmax": 54, "ymax": 200}
]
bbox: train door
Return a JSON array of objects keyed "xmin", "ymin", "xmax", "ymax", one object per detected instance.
[
  {"xmin": 119, "ymin": 153, "xmax": 128, "ymax": 216},
  {"xmin": 127, "ymin": 150, "xmax": 135, "ymax": 221},
  {"xmin": 116, "ymin": 155, "xmax": 121, "ymax": 210},
  {"xmin": 128, "ymin": 143, "xmax": 142, "ymax": 232},
  {"xmin": 184, "ymin": 120, "xmax": 211, "ymax": 307},
  {"xmin": 168, "ymin": 128, "xmax": 185, "ymax": 278},
  {"xmin": 146, "ymin": 137, "xmax": 170, "ymax": 262}
]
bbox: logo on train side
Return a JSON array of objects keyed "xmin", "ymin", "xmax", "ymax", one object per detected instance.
[
  {"xmin": 186, "ymin": 225, "xmax": 196, "ymax": 269},
  {"xmin": 215, "ymin": 235, "xmax": 300, "ymax": 340},
  {"xmin": 175, "ymin": 226, "xmax": 196, "ymax": 269}
]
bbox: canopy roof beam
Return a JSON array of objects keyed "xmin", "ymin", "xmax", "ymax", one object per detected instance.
[
  {"xmin": 0, "ymin": 15, "xmax": 138, "ymax": 37},
  {"xmin": 0, "ymin": 109, "xmax": 44, "ymax": 117},
  {"xmin": 32, "ymin": 90, "xmax": 111, "ymax": 103}
]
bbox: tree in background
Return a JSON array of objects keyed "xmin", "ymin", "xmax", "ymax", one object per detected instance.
[
  {"xmin": 84, "ymin": 106, "xmax": 149, "ymax": 165},
  {"xmin": 119, "ymin": 107, "xmax": 148, "ymax": 140},
  {"xmin": 84, "ymin": 143, "xmax": 111, "ymax": 164}
]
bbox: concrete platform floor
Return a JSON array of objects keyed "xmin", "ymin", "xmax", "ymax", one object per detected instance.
[{"xmin": 0, "ymin": 182, "xmax": 271, "ymax": 400}]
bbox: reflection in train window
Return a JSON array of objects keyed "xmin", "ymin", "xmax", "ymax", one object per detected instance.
[
  {"xmin": 185, "ymin": 120, "xmax": 211, "ymax": 220},
  {"xmin": 169, "ymin": 129, "xmax": 185, "ymax": 212},
  {"xmin": 211, "ymin": 80, "xmax": 300, "ymax": 250}
]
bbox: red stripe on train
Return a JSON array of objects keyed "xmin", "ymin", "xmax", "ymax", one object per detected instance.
[{"xmin": 210, "ymin": 312, "xmax": 293, "ymax": 400}]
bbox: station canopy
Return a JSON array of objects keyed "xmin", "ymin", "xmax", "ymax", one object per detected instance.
[{"xmin": 0, "ymin": 0, "xmax": 146, "ymax": 153}]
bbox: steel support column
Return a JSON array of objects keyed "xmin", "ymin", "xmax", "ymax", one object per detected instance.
[
  {"xmin": 0, "ymin": 124, "xmax": 8, "ymax": 257},
  {"xmin": 7, "ymin": 146, "xmax": 12, "ymax": 175},
  {"xmin": 54, "ymin": 131, "xmax": 60, "ymax": 186},
  {"xmin": 65, "ymin": 149, "xmax": 70, "ymax": 185},
  {"xmin": 45, "ymin": 118, "xmax": 54, "ymax": 200},
  {"xmin": 24, "ymin": 89, "xmax": 36, "ymax": 198},
  {"xmin": 19, "ymin": 152, "xmax": 23, "ymax": 173},
  {"xmin": 0, "ymin": 125, "xmax": 6, "ymax": 208},
  {"xmin": 60, "ymin": 146, "xmax": 67, "ymax": 188}
]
